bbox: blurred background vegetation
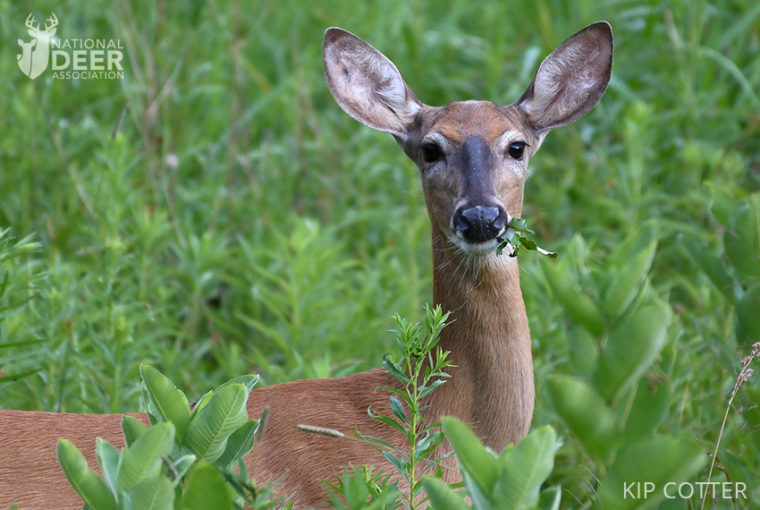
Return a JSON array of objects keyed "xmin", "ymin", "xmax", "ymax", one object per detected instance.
[{"xmin": 0, "ymin": 0, "xmax": 758, "ymax": 507}]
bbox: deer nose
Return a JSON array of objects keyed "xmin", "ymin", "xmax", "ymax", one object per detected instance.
[{"xmin": 453, "ymin": 204, "xmax": 508, "ymax": 244}]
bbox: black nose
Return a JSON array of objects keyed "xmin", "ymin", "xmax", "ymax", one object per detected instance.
[{"xmin": 453, "ymin": 205, "xmax": 508, "ymax": 243}]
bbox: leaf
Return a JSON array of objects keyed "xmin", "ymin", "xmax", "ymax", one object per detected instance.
[
  {"xmin": 593, "ymin": 301, "xmax": 671, "ymax": 402},
  {"xmin": 441, "ymin": 417, "xmax": 498, "ymax": 494},
  {"xmin": 595, "ymin": 436, "xmax": 706, "ymax": 510},
  {"xmin": 57, "ymin": 439, "xmax": 118, "ymax": 510},
  {"xmin": 214, "ymin": 420, "xmax": 257, "ymax": 469},
  {"xmin": 421, "ymin": 477, "xmax": 469, "ymax": 510},
  {"xmin": 725, "ymin": 195, "xmax": 760, "ymax": 287},
  {"xmin": 129, "ymin": 475, "xmax": 174, "ymax": 510},
  {"xmin": 736, "ymin": 284, "xmax": 760, "ymax": 344},
  {"xmin": 494, "ymin": 425, "xmax": 560, "ymax": 509},
  {"xmin": 538, "ymin": 485, "xmax": 562, "ymax": 510},
  {"xmin": 184, "ymin": 383, "xmax": 249, "ymax": 463},
  {"xmin": 118, "ymin": 422, "xmax": 175, "ymax": 492},
  {"xmin": 382, "ymin": 353, "xmax": 410, "ymax": 384},
  {"xmin": 540, "ymin": 257, "xmax": 605, "ymax": 337},
  {"xmin": 382, "ymin": 451, "xmax": 408, "ymax": 480},
  {"xmin": 389, "ymin": 396, "xmax": 409, "ymax": 425},
  {"xmin": 122, "ymin": 416, "xmax": 149, "ymax": 448},
  {"xmin": 546, "ymin": 376, "xmax": 617, "ymax": 460},
  {"xmin": 96, "ymin": 438, "xmax": 122, "ymax": 498},
  {"xmin": 172, "ymin": 454, "xmax": 198, "ymax": 480},
  {"xmin": 213, "ymin": 374, "xmax": 260, "ymax": 394},
  {"xmin": 414, "ymin": 430, "xmax": 445, "ymax": 459},
  {"xmin": 140, "ymin": 365, "xmax": 191, "ymax": 443},
  {"xmin": 622, "ymin": 379, "xmax": 670, "ymax": 446},
  {"xmin": 419, "ymin": 379, "xmax": 447, "ymax": 399},
  {"xmin": 180, "ymin": 463, "xmax": 231, "ymax": 510},
  {"xmin": 567, "ymin": 326, "xmax": 598, "ymax": 378},
  {"xmin": 602, "ymin": 222, "xmax": 658, "ymax": 318},
  {"xmin": 681, "ymin": 235, "xmax": 737, "ymax": 302}
]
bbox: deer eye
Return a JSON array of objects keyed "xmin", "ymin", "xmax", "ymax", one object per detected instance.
[
  {"xmin": 507, "ymin": 141, "xmax": 527, "ymax": 160},
  {"xmin": 421, "ymin": 142, "xmax": 443, "ymax": 163}
]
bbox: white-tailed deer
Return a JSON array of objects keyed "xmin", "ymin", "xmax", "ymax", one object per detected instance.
[{"xmin": 0, "ymin": 22, "xmax": 612, "ymax": 508}]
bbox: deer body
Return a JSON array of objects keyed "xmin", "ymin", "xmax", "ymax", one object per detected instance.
[{"xmin": 0, "ymin": 23, "xmax": 612, "ymax": 509}]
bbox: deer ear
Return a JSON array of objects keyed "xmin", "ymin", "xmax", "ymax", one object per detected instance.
[
  {"xmin": 518, "ymin": 21, "xmax": 613, "ymax": 134},
  {"xmin": 323, "ymin": 28, "xmax": 422, "ymax": 138}
]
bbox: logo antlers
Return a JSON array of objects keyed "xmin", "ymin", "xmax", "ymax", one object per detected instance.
[{"xmin": 17, "ymin": 13, "xmax": 58, "ymax": 79}]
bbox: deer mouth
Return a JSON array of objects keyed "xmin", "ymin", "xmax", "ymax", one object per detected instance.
[{"xmin": 448, "ymin": 228, "xmax": 506, "ymax": 257}]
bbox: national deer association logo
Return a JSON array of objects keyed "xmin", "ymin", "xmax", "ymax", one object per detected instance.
[{"xmin": 17, "ymin": 12, "xmax": 125, "ymax": 80}]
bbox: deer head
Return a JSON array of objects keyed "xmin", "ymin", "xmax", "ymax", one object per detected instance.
[{"xmin": 323, "ymin": 23, "xmax": 613, "ymax": 258}]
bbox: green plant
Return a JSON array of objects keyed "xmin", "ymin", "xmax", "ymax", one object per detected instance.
[
  {"xmin": 422, "ymin": 418, "xmax": 561, "ymax": 510},
  {"xmin": 354, "ymin": 305, "xmax": 452, "ymax": 509},
  {"xmin": 683, "ymin": 191, "xmax": 760, "ymax": 346},
  {"xmin": 0, "ymin": 229, "xmax": 45, "ymax": 384},
  {"xmin": 323, "ymin": 465, "xmax": 400, "ymax": 510},
  {"xmin": 538, "ymin": 221, "xmax": 706, "ymax": 508},
  {"xmin": 57, "ymin": 365, "xmax": 281, "ymax": 510},
  {"xmin": 496, "ymin": 218, "xmax": 557, "ymax": 258}
]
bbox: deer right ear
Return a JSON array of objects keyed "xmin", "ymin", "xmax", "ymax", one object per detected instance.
[
  {"xmin": 323, "ymin": 28, "xmax": 422, "ymax": 138},
  {"xmin": 518, "ymin": 21, "xmax": 613, "ymax": 134}
]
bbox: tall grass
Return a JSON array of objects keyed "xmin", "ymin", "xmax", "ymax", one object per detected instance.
[{"xmin": 1, "ymin": 0, "xmax": 758, "ymax": 506}]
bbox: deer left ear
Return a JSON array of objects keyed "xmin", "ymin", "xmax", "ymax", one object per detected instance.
[
  {"xmin": 518, "ymin": 21, "xmax": 613, "ymax": 134},
  {"xmin": 323, "ymin": 27, "xmax": 422, "ymax": 138}
]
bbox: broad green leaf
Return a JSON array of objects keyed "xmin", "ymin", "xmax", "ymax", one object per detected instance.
[
  {"xmin": 621, "ymin": 379, "xmax": 670, "ymax": 446},
  {"xmin": 546, "ymin": 376, "xmax": 617, "ymax": 460},
  {"xmin": 540, "ymin": 257, "xmax": 605, "ymax": 337},
  {"xmin": 595, "ymin": 436, "xmax": 706, "ymax": 510},
  {"xmin": 185, "ymin": 383, "xmax": 249, "ymax": 463},
  {"xmin": 140, "ymin": 365, "xmax": 191, "ymax": 443},
  {"xmin": 594, "ymin": 301, "xmax": 671, "ymax": 402},
  {"xmin": 129, "ymin": 475, "xmax": 174, "ymax": 510},
  {"xmin": 494, "ymin": 425, "xmax": 560, "ymax": 510},
  {"xmin": 602, "ymin": 222, "xmax": 658, "ymax": 318},
  {"xmin": 706, "ymin": 181, "xmax": 738, "ymax": 227},
  {"xmin": 567, "ymin": 326, "xmax": 598, "ymax": 378},
  {"xmin": 57, "ymin": 439, "xmax": 118, "ymax": 510},
  {"xmin": 122, "ymin": 416, "xmax": 149, "ymax": 448},
  {"xmin": 538, "ymin": 486, "xmax": 562, "ymax": 510},
  {"xmin": 180, "ymin": 463, "xmax": 231, "ymax": 510},
  {"xmin": 172, "ymin": 454, "xmax": 198, "ymax": 480},
  {"xmin": 736, "ymin": 284, "xmax": 760, "ymax": 344},
  {"xmin": 96, "ymin": 438, "xmax": 122, "ymax": 498},
  {"xmin": 213, "ymin": 374, "xmax": 260, "ymax": 394},
  {"xmin": 421, "ymin": 477, "xmax": 469, "ymax": 510},
  {"xmin": 724, "ymin": 195, "xmax": 760, "ymax": 287},
  {"xmin": 118, "ymin": 422, "xmax": 175, "ymax": 492},
  {"xmin": 442, "ymin": 417, "xmax": 498, "ymax": 494},
  {"xmin": 607, "ymin": 220, "xmax": 659, "ymax": 269},
  {"xmin": 214, "ymin": 420, "xmax": 257, "ymax": 469},
  {"xmin": 680, "ymin": 236, "xmax": 737, "ymax": 302}
]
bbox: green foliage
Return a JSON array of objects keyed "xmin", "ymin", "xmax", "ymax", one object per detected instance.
[
  {"xmin": 496, "ymin": 218, "xmax": 557, "ymax": 258},
  {"xmin": 422, "ymin": 419, "xmax": 561, "ymax": 510},
  {"xmin": 356, "ymin": 305, "xmax": 452, "ymax": 509},
  {"xmin": 686, "ymin": 191, "xmax": 760, "ymax": 346},
  {"xmin": 57, "ymin": 366, "xmax": 281, "ymax": 510},
  {"xmin": 323, "ymin": 466, "xmax": 400, "ymax": 510},
  {"xmin": 539, "ymin": 225, "xmax": 708, "ymax": 506},
  {"xmin": 2, "ymin": 0, "xmax": 759, "ymax": 507}
]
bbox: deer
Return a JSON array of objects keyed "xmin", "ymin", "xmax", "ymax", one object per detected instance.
[
  {"xmin": 0, "ymin": 22, "xmax": 612, "ymax": 509},
  {"xmin": 16, "ymin": 13, "xmax": 58, "ymax": 79}
]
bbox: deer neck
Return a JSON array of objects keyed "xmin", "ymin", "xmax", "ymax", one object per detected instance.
[{"xmin": 427, "ymin": 229, "xmax": 534, "ymax": 450}]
